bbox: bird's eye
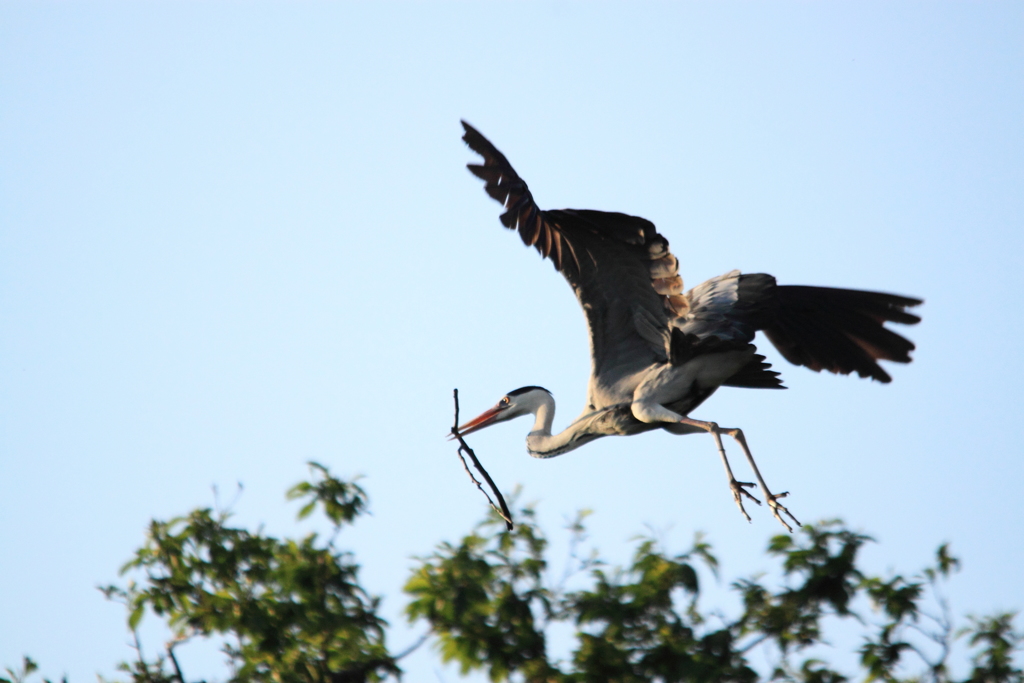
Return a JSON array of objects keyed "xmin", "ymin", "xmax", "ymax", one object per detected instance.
[{"xmin": 500, "ymin": 397, "xmax": 510, "ymax": 406}]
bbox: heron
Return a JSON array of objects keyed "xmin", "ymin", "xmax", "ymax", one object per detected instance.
[{"xmin": 454, "ymin": 121, "xmax": 921, "ymax": 531}]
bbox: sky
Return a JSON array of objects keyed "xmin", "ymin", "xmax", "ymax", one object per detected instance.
[{"xmin": 2, "ymin": 2, "xmax": 1022, "ymax": 681}]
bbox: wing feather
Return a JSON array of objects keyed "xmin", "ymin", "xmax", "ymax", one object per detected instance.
[
  {"xmin": 761, "ymin": 286, "xmax": 922, "ymax": 382},
  {"xmin": 679, "ymin": 273, "xmax": 921, "ymax": 384},
  {"xmin": 462, "ymin": 121, "xmax": 686, "ymax": 406},
  {"xmin": 463, "ymin": 121, "xmax": 922, "ymax": 396}
]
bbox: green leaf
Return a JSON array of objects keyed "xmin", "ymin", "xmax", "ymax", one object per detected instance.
[{"xmin": 128, "ymin": 603, "xmax": 145, "ymax": 631}]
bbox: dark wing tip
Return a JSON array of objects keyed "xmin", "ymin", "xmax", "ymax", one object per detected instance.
[
  {"xmin": 460, "ymin": 123, "xmax": 666, "ymax": 285},
  {"xmin": 461, "ymin": 122, "xmax": 579, "ymax": 274},
  {"xmin": 461, "ymin": 120, "xmax": 511, "ymax": 168},
  {"xmin": 765, "ymin": 285, "xmax": 922, "ymax": 383}
]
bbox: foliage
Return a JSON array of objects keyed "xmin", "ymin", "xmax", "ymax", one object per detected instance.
[
  {"xmin": 407, "ymin": 505, "xmax": 1021, "ymax": 683},
  {"xmin": 99, "ymin": 462, "xmax": 396, "ymax": 683},
  {"xmin": 0, "ymin": 658, "xmax": 64, "ymax": 683},
  {"xmin": 6, "ymin": 464, "xmax": 1022, "ymax": 683}
]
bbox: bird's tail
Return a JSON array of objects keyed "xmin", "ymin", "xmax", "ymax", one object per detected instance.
[{"xmin": 763, "ymin": 285, "xmax": 922, "ymax": 383}]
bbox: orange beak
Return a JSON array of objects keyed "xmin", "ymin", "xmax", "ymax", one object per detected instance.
[{"xmin": 450, "ymin": 405, "xmax": 505, "ymax": 439}]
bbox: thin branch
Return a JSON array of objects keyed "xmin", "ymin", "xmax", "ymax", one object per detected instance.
[
  {"xmin": 130, "ymin": 629, "xmax": 146, "ymax": 671},
  {"xmin": 166, "ymin": 641, "xmax": 185, "ymax": 683},
  {"xmin": 394, "ymin": 633, "xmax": 430, "ymax": 661},
  {"xmin": 738, "ymin": 633, "xmax": 770, "ymax": 655},
  {"xmin": 907, "ymin": 620, "xmax": 951, "ymax": 649},
  {"xmin": 553, "ymin": 513, "xmax": 597, "ymax": 598},
  {"xmin": 450, "ymin": 389, "xmax": 513, "ymax": 530},
  {"xmin": 925, "ymin": 572, "xmax": 954, "ymax": 678}
]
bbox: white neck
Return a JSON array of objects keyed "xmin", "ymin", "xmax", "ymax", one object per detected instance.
[{"xmin": 524, "ymin": 393, "xmax": 590, "ymax": 459}]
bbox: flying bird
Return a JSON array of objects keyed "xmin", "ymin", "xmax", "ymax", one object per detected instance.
[{"xmin": 454, "ymin": 121, "xmax": 921, "ymax": 530}]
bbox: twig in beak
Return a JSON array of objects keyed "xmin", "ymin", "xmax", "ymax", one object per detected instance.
[{"xmin": 451, "ymin": 388, "xmax": 513, "ymax": 530}]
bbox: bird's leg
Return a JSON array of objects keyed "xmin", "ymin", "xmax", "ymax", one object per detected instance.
[
  {"xmin": 719, "ymin": 427, "xmax": 801, "ymax": 532},
  {"xmin": 675, "ymin": 417, "xmax": 760, "ymax": 523}
]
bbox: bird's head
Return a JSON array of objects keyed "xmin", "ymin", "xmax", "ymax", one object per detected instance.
[{"xmin": 454, "ymin": 386, "xmax": 553, "ymax": 437}]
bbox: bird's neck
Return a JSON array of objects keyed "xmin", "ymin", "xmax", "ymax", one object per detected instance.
[{"xmin": 525, "ymin": 395, "xmax": 588, "ymax": 459}]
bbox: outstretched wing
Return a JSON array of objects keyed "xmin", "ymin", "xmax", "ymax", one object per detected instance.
[
  {"xmin": 462, "ymin": 121, "xmax": 688, "ymax": 406},
  {"xmin": 761, "ymin": 285, "xmax": 922, "ymax": 383},
  {"xmin": 676, "ymin": 271, "xmax": 778, "ymax": 344},
  {"xmin": 676, "ymin": 271, "xmax": 922, "ymax": 384},
  {"xmin": 673, "ymin": 271, "xmax": 785, "ymax": 389}
]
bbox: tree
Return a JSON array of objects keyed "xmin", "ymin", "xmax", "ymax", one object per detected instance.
[
  {"xmin": 407, "ymin": 505, "xmax": 1019, "ymax": 683},
  {"xmin": 101, "ymin": 463, "xmax": 397, "ymax": 683},
  {"xmin": 5, "ymin": 463, "xmax": 1021, "ymax": 683}
]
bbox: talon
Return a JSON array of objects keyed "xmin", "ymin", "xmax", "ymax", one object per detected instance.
[
  {"xmin": 731, "ymin": 479, "xmax": 760, "ymax": 504},
  {"xmin": 727, "ymin": 479, "xmax": 760, "ymax": 523},
  {"xmin": 765, "ymin": 492, "xmax": 801, "ymax": 532},
  {"xmin": 712, "ymin": 425, "xmax": 802, "ymax": 532}
]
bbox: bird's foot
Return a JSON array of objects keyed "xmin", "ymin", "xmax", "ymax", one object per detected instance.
[
  {"xmin": 765, "ymin": 491, "xmax": 801, "ymax": 533},
  {"xmin": 729, "ymin": 479, "xmax": 760, "ymax": 523}
]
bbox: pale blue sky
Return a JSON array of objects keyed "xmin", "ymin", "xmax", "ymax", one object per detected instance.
[{"xmin": 2, "ymin": 3, "xmax": 1022, "ymax": 680}]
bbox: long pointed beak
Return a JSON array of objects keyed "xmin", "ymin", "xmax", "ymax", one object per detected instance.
[{"xmin": 449, "ymin": 406, "xmax": 504, "ymax": 440}]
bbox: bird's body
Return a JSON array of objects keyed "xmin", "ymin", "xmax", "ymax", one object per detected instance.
[{"xmin": 455, "ymin": 122, "xmax": 922, "ymax": 529}]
